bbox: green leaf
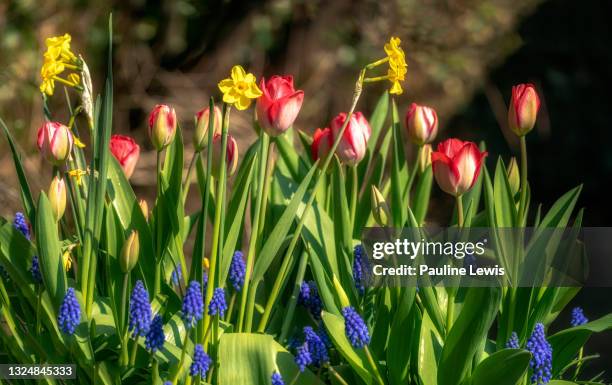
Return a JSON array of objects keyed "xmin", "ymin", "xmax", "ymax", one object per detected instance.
[
  {"xmin": 471, "ymin": 349, "xmax": 531, "ymax": 385},
  {"xmin": 418, "ymin": 311, "xmax": 442, "ymax": 385},
  {"xmin": 493, "ymin": 158, "xmax": 517, "ymax": 227},
  {"xmin": 387, "ymin": 288, "xmax": 417, "ymax": 385},
  {"xmin": 218, "ymin": 333, "xmax": 323, "ymax": 385},
  {"xmin": 321, "ymin": 311, "xmax": 374, "ymax": 385},
  {"xmin": 390, "ymin": 100, "xmax": 408, "ymax": 227},
  {"xmin": 36, "ymin": 192, "xmax": 68, "ymax": 307},
  {"xmin": 413, "ymin": 166, "xmax": 433, "ymax": 225}
]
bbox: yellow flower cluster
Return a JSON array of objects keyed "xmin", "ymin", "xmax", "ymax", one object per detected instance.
[
  {"xmin": 40, "ymin": 34, "xmax": 81, "ymax": 96},
  {"xmin": 218, "ymin": 65, "xmax": 262, "ymax": 110},
  {"xmin": 384, "ymin": 37, "xmax": 408, "ymax": 95}
]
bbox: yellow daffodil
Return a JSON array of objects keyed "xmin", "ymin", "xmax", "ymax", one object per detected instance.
[
  {"xmin": 62, "ymin": 250, "xmax": 73, "ymax": 271},
  {"xmin": 384, "ymin": 37, "xmax": 407, "ymax": 95},
  {"xmin": 39, "ymin": 33, "xmax": 81, "ymax": 96},
  {"xmin": 218, "ymin": 65, "xmax": 262, "ymax": 110},
  {"xmin": 68, "ymin": 169, "xmax": 87, "ymax": 185},
  {"xmin": 45, "ymin": 34, "xmax": 77, "ymax": 62},
  {"xmin": 73, "ymin": 136, "xmax": 86, "ymax": 148}
]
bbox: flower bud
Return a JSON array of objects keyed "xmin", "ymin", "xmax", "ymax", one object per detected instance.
[
  {"xmin": 194, "ymin": 106, "xmax": 222, "ymax": 151},
  {"xmin": 109, "ymin": 134, "xmax": 140, "ymax": 179},
  {"xmin": 37, "ymin": 122, "xmax": 74, "ymax": 165},
  {"xmin": 330, "ymin": 112, "xmax": 371, "ymax": 166},
  {"xmin": 508, "ymin": 83, "xmax": 540, "ymax": 136},
  {"xmin": 507, "ymin": 157, "xmax": 520, "ymax": 196},
  {"xmin": 62, "ymin": 250, "xmax": 73, "ymax": 271},
  {"xmin": 120, "ymin": 230, "xmax": 140, "ymax": 273},
  {"xmin": 371, "ymin": 185, "xmax": 390, "ymax": 227},
  {"xmin": 405, "ymin": 103, "xmax": 438, "ymax": 145},
  {"xmin": 311, "ymin": 127, "xmax": 332, "ymax": 163},
  {"xmin": 138, "ymin": 199, "xmax": 149, "ymax": 221},
  {"xmin": 48, "ymin": 176, "xmax": 67, "ymax": 221},
  {"xmin": 256, "ymin": 75, "xmax": 304, "ymax": 136},
  {"xmin": 332, "ymin": 274, "xmax": 350, "ymax": 309},
  {"xmin": 431, "ymin": 138, "xmax": 488, "ymax": 197},
  {"xmin": 148, "ymin": 104, "xmax": 177, "ymax": 151},
  {"xmin": 418, "ymin": 144, "xmax": 433, "ymax": 172},
  {"xmin": 211, "ymin": 134, "xmax": 239, "ymax": 178}
]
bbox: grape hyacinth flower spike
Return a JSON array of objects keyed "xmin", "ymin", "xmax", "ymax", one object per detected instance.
[
  {"xmin": 271, "ymin": 372, "xmax": 285, "ymax": 385},
  {"xmin": 506, "ymin": 331, "xmax": 520, "ymax": 349},
  {"xmin": 229, "ymin": 250, "xmax": 246, "ymax": 291},
  {"xmin": 182, "ymin": 280, "xmax": 204, "ymax": 327},
  {"xmin": 526, "ymin": 323, "xmax": 552, "ymax": 385},
  {"xmin": 294, "ymin": 342, "xmax": 312, "ymax": 372},
  {"xmin": 342, "ymin": 306, "xmax": 370, "ymax": 348},
  {"xmin": 571, "ymin": 307, "xmax": 588, "ymax": 327},
  {"xmin": 298, "ymin": 280, "xmax": 323, "ymax": 320},
  {"xmin": 208, "ymin": 287, "xmax": 228, "ymax": 317},
  {"xmin": 30, "ymin": 255, "xmax": 43, "ymax": 284},
  {"xmin": 190, "ymin": 344, "xmax": 212, "ymax": 378},
  {"xmin": 129, "ymin": 280, "xmax": 152, "ymax": 338},
  {"xmin": 304, "ymin": 326, "xmax": 329, "ymax": 366},
  {"xmin": 13, "ymin": 212, "xmax": 30, "ymax": 240},
  {"xmin": 58, "ymin": 287, "xmax": 81, "ymax": 335},
  {"xmin": 145, "ymin": 314, "xmax": 165, "ymax": 353}
]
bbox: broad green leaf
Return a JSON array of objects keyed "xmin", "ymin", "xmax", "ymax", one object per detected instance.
[
  {"xmin": 418, "ymin": 311, "xmax": 442, "ymax": 385},
  {"xmin": 471, "ymin": 349, "xmax": 531, "ymax": 385},
  {"xmin": 387, "ymin": 287, "xmax": 417, "ymax": 385},
  {"xmin": 413, "ymin": 166, "xmax": 433, "ymax": 225},
  {"xmin": 390, "ymin": 99, "xmax": 408, "ymax": 227},
  {"xmin": 493, "ymin": 158, "xmax": 517, "ymax": 227}
]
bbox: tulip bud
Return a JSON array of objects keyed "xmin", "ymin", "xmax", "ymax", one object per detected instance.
[
  {"xmin": 138, "ymin": 199, "xmax": 149, "ymax": 221},
  {"xmin": 148, "ymin": 104, "xmax": 177, "ymax": 151},
  {"xmin": 37, "ymin": 122, "xmax": 74, "ymax": 165},
  {"xmin": 507, "ymin": 157, "xmax": 520, "ymax": 196},
  {"xmin": 508, "ymin": 83, "xmax": 540, "ymax": 136},
  {"xmin": 371, "ymin": 185, "xmax": 390, "ymax": 227},
  {"xmin": 330, "ymin": 112, "xmax": 371, "ymax": 166},
  {"xmin": 311, "ymin": 127, "xmax": 332, "ymax": 163},
  {"xmin": 48, "ymin": 176, "xmax": 67, "ymax": 221},
  {"xmin": 256, "ymin": 75, "xmax": 304, "ymax": 136},
  {"xmin": 332, "ymin": 274, "xmax": 350, "ymax": 309},
  {"xmin": 211, "ymin": 134, "xmax": 239, "ymax": 178},
  {"xmin": 431, "ymin": 139, "xmax": 487, "ymax": 197},
  {"xmin": 194, "ymin": 106, "xmax": 222, "ymax": 151},
  {"xmin": 418, "ymin": 144, "xmax": 433, "ymax": 173},
  {"xmin": 120, "ymin": 230, "xmax": 140, "ymax": 273},
  {"xmin": 109, "ymin": 135, "xmax": 140, "ymax": 179},
  {"xmin": 405, "ymin": 103, "xmax": 438, "ymax": 145}
]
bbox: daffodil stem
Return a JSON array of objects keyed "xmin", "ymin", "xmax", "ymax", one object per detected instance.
[
  {"xmin": 256, "ymin": 140, "xmax": 275, "ymax": 246},
  {"xmin": 238, "ymin": 132, "xmax": 270, "ymax": 332},
  {"xmin": 256, "ymin": 68, "xmax": 367, "ymax": 333},
  {"xmin": 517, "ymin": 136, "xmax": 528, "ymax": 226},
  {"xmin": 363, "ymin": 75, "xmax": 390, "ymax": 83}
]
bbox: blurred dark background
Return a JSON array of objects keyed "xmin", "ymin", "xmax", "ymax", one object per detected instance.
[{"xmin": 1, "ymin": 0, "xmax": 611, "ymax": 378}]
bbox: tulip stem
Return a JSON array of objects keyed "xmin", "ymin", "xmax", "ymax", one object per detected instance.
[
  {"xmin": 154, "ymin": 152, "xmax": 163, "ymax": 297},
  {"xmin": 517, "ymin": 136, "xmax": 528, "ymax": 226},
  {"xmin": 456, "ymin": 195, "xmax": 464, "ymax": 228},
  {"xmin": 349, "ymin": 165, "xmax": 358, "ymax": 230},
  {"xmin": 182, "ymin": 151, "xmax": 200, "ymax": 202}
]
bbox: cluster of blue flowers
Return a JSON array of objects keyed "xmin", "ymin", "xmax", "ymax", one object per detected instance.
[
  {"xmin": 342, "ymin": 306, "xmax": 370, "ymax": 348},
  {"xmin": 229, "ymin": 250, "xmax": 246, "ymax": 291},
  {"xmin": 190, "ymin": 344, "xmax": 212, "ymax": 378},
  {"xmin": 58, "ymin": 288, "xmax": 81, "ymax": 335},
  {"xmin": 171, "ymin": 264, "xmax": 182, "ymax": 286},
  {"xmin": 304, "ymin": 326, "xmax": 329, "ymax": 366},
  {"xmin": 271, "ymin": 372, "xmax": 285, "ymax": 385},
  {"xmin": 129, "ymin": 280, "xmax": 152, "ymax": 338},
  {"xmin": 526, "ymin": 323, "xmax": 552, "ymax": 385},
  {"xmin": 295, "ymin": 343, "xmax": 312, "ymax": 372},
  {"xmin": 353, "ymin": 245, "xmax": 369, "ymax": 294},
  {"xmin": 571, "ymin": 307, "xmax": 588, "ymax": 327},
  {"xmin": 145, "ymin": 314, "xmax": 165, "ymax": 352},
  {"xmin": 30, "ymin": 255, "xmax": 43, "ymax": 284},
  {"xmin": 182, "ymin": 280, "xmax": 204, "ymax": 327},
  {"xmin": 13, "ymin": 212, "xmax": 30, "ymax": 240},
  {"xmin": 208, "ymin": 287, "xmax": 227, "ymax": 318},
  {"xmin": 298, "ymin": 280, "xmax": 323, "ymax": 320},
  {"xmin": 505, "ymin": 331, "xmax": 520, "ymax": 349}
]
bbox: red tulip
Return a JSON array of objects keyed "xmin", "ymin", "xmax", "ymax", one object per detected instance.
[
  {"xmin": 109, "ymin": 134, "xmax": 140, "ymax": 179},
  {"xmin": 148, "ymin": 104, "xmax": 177, "ymax": 151},
  {"xmin": 405, "ymin": 103, "xmax": 438, "ymax": 145},
  {"xmin": 194, "ymin": 105, "xmax": 222, "ymax": 151},
  {"xmin": 329, "ymin": 112, "xmax": 371, "ymax": 166},
  {"xmin": 508, "ymin": 83, "xmax": 540, "ymax": 136},
  {"xmin": 37, "ymin": 121, "xmax": 74, "ymax": 165},
  {"xmin": 311, "ymin": 127, "xmax": 332, "ymax": 162},
  {"xmin": 211, "ymin": 134, "xmax": 238, "ymax": 177},
  {"xmin": 257, "ymin": 75, "xmax": 304, "ymax": 136},
  {"xmin": 431, "ymin": 138, "xmax": 487, "ymax": 196}
]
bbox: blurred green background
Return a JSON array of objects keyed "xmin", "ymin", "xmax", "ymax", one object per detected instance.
[{"xmin": 1, "ymin": 0, "xmax": 611, "ymax": 377}]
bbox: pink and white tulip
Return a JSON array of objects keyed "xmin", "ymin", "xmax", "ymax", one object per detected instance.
[
  {"xmin": 508, "ymin": 83, "xmax": 540, "ymax": 136},
  {"xmin": 431, "ymin": 138, "xmax": 487, "ymax": 196},
  {"xmin": 311, "ymin": 127, "xmax": 332, "ymax": 162},
  {"xmin": 194, "ymin": 105, "xmax": 222, "ymax": 151},
  {"xmin": 148, "ymin": 104, "xmax": 177, "ymax": 151},
  {"xmin": 256, "ymin": 75, "xmax": 304, "ymax": 136},
  {"xmin": 211, "ymin": 134, "xmax": 239, "ymax": 177},
  {"xmin": 109, "ymin": 134, "xmax": 140, "ymax": 179},
  {"xmin": 329, "ymin": 112, "xmax": 371, "ymax": 166},
  {"xmin": 37, "ymin": 121, "xmax": 73, "ymax": 165},
  {"xmin": 405, "ymin": 103, "xmax": 438, "ymax": 145}
]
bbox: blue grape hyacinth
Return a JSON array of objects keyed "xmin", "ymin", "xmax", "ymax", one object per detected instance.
[
  {"xmin": 506, "ymin": 331, "xmax": 520, "ymax": 349},
  {"xmin": 294, "ymin": 343, "xmax": 312, "ymax": 372},
  {"xmin": 304, "ymin": 326, "xmax": 329, "ymax": 366},
  {"xmin": 526, "ymin": 323, "xmax": 552, "ymax": 385},
  {"xmin": 190, "ymin": 344, "xmax": 212, "ymax": 377},
  {"xmin": 271, "ymin": 372, "xmax": 285, "ymax": 385},
  {"xmin": 171, "ymin": 264, "xmax": 182, "ymax": 286},
  {"xmin": 129, "ymin": 280, "xmax": 152, "ymax": 338},
  {"xmin": 229, "ymin": 250, "xmax": 246, "ymax": 291},
  {"xmin": 571, "ymin": 307, "xmax": 588, "ymax": 327},
  {"xmin": 182, "ymin": 280, "xmax": 204, "ymax": 327},
  {"xmin": 145, "ymin": 314, "xmax": 165, "ymax": 352},
  {"xmin": 342, "ymin": 306, "xmax": 370, "ymax": 348},
  {"xmin": 30, "ymin": 255, "xmax": 43, "ymax": 284},
  {"xmin": 208, "ymin": 287, "xmax": 227, "ymax": 317},
  {"xmin": 298, "ymin": 280, "xmax": 323, "ymax": 320},
  {"xmin": 57, "ymin": 288, "xmax": 81, "ymax": 335},
  {"xmin": 353, "ymin": 244, "xmax": 369, "ymax": 294},
  {"xmin": 13, "ymin": 212, "xmax": 30, "ymax": 240}
]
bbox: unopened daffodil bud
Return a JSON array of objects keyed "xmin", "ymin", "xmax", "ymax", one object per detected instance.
[
  {"xmin": 120, "ymin": 230, "xmax": 140, "ymax": 273},
  {"xmin": 332, "ymin": 274, "xmax": 351, "ymax": 309},
  {"xmin": 507, "ymin": 157, "xmax": 520, "ymax": 196},
  {"xmin": 62, "ymin": 250, "xmax": 73, "ymax": 271},
  {"xmin": 418, "ymin": 144, "xmax": 433, "ymax": 173},
  {"xmin": 48, "ymin": 176, "xmax": 67, "ymax": 222},
  {"xmin": 371, "ymin": 185, "xmax": 390, "ymax": 227}
]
